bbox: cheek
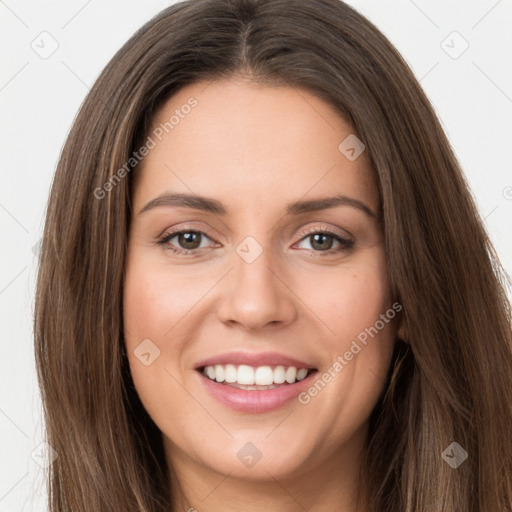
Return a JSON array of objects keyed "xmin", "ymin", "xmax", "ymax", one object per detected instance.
[
  {"xmin": 122, "ymin": 255, "xmax": 196, "ymax": 387},
  {"xmin": 302, "ymin": 251, "xmax": 391, "ymax": 342},
  {"xmin": 291, "ymin": 255, "xmax": 396, "ymax": 447},
  {"xmin": 123, "ymin": 257, "xmax": 203, "ymax": 344},
  {"xmin": 122, "ymin": 257, "xmax": 198, "ymax": 422},
  {"xmin": 297, "ymin": 251, "xmax": 395, "ymax": 404}
]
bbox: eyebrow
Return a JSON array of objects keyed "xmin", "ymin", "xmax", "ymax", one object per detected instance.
[{"xmin": 138, "ymin": 192, "xmax": 378, "ymax": 219}]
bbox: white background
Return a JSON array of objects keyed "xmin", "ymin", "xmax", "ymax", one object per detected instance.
[{"xmin": 0, "ymin": 0, "xmax": 511, "ymax": 509}]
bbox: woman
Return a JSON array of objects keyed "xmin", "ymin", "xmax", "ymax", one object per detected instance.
[{"xmin": 34, "ymin": 0, "xmax": 512, "ymax": 510}]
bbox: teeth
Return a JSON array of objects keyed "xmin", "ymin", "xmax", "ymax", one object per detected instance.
[
  {"xmin": 214, "ymin": 364, "xmax": 225, "ymax": 383},
  {"xmin": 206, "ymin": 366, "xmax": 216, "ymax": 380},
  {"xmin": 285, "ymin": 367, "xmax": 297, "ymax": 384},
  {"xmin": 255, "ymin": 366, "xmax": 274, "ymax": 386},
  {"xmin": 201, "ymin": 364, "xmax": 312, "ymax": 386},
  {"xmin": 237, "ymin": 365, "xmax": 255, "ymax": 385},
  {"xmin": 225, "ymin": 364, "xmax": 237, "ymax": 383},
  {"xmin": 274, "ymin": 365, "xmax": 286, "ymax": 384},
  {"xmin": 296, "ymin": 368, "xmax": 308, "ymax": 381}
]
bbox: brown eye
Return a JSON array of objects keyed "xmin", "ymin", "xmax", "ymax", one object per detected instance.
[
  {"xmin": 158, "ymin": 230, "xmax": 214, "ymax": 255},
  {"xmin": 176, "ymin": 231, "xmax": 202, "ymax": 250},
  {"xmin": 296, "ymin": 230, "xmax": 354, "ymax": 254}
]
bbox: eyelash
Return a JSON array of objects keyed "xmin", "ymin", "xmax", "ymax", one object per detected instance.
[{"xmin": 156, "ymin": 225, "xmax": 354, "ymax": 257}]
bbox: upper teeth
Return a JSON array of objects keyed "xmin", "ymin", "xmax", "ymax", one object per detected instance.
[{"xmin": 202, "ymin": 364, "xmax": 310, "ymax": 385}]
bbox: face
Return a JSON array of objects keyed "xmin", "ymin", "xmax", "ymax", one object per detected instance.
[{"xmin": 123, "ymin": 78, "xmax": 399, "ymax": 485}]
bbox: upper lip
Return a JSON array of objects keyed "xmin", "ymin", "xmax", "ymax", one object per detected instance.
[{"xmin": 194, "ymin": 351, "xmax": 316, "ymax": 370}]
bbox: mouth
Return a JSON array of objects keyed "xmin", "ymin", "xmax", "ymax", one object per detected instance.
[
  {"xmin": 198, "ymin": 364, "xmax": 315, "ymax": 390},
  {"xmin": 194, "ymin": 353, "xmax": 318, "ymax": 413}
]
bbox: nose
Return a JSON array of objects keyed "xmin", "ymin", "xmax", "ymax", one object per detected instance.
[{"xmin": 216, "ymin": 240, "xmax": 297, "ymax": 332}]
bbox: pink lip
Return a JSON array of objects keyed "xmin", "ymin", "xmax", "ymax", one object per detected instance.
[
  {"xmin": 197, "ymin": 370, "xmax": 318, "ymax": 413},
  {"xmin": 194, "ymin": 351, "xmax": 315, "ymax": 370}
]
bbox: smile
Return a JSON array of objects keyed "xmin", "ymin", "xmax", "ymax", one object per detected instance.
[
  {"xmin": 194, "ymin": 352, "xmax": 318, "ymax": 413},
  {"xmin": 201, "ymin": 364, "xmax": 312, "ymax": 389}
]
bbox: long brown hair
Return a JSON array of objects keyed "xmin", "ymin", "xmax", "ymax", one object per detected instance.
[{"xmin": 34, "ymin": 0, "xmax": 512, "ymax": 510}]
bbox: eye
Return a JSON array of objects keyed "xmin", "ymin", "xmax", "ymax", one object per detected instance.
[
  {"xmin": 294, "ymin": 226, "xmax": 354, "ymax": 255},
  {"xmin": 157, "ymin": 229, "xmax": 216, "ymax": 255}
]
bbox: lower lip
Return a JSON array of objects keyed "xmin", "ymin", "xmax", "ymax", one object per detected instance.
[{"xmin": 197, "ymin": 371, "xmax": 317, "ymax": 413}]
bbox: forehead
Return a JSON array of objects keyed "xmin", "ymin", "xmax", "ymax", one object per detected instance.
[{"xmin": 133, "ymin": 78, "xmax": 378, "ymax": 215}]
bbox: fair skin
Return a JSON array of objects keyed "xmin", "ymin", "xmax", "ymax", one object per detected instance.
[{"xmin": 123, "ymin": 77, "xmax": 400, "ymax": 511}]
